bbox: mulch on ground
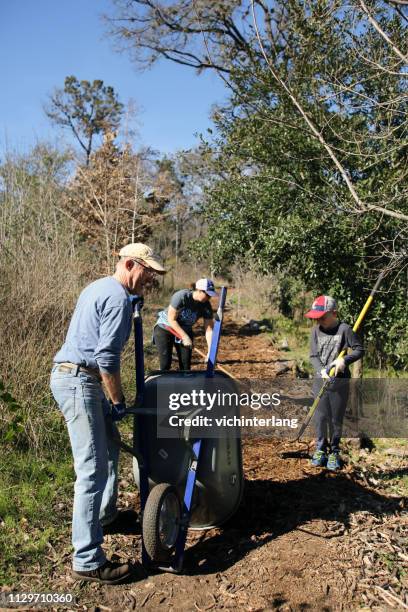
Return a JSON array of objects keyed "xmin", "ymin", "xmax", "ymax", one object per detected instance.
[{"xmin": 2, "ymin": 312, "xmax": 407, "ymax": 611}]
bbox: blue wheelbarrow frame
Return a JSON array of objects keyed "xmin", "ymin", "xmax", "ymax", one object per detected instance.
[{"xmin": 124, "ymin": 287, "xmax": 243, "ymax": 573}]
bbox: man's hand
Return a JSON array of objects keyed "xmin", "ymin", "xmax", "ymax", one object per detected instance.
[
  {"xmin": 181, "ymin": 335, "xmax": 193, "ymax": 348},
  {"xmin": 329, "ymin": 357, "xmax": 346, "ymax": 376},
  {"xmin": 321, "ymin": 368, "xmax": 331, "ymax": 380},
  {"xmin": 111, "ymin": 401, "xmax": 127, "ymax": 422}
]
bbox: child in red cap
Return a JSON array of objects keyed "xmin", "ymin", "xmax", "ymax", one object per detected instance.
[{"xmin": 305, "ymin": 296, "xmax": 364, "ymax": 470}]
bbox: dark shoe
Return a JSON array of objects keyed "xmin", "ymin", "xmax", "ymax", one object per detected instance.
[
  {"xmin": 311, "ymin": 450, "xmax": 327, "ymax": 467},
  {"xmin": 72, "ymin": 560, "xmax": 133, "ymax": 585},
  {"xmin": 100, "ymin": 509, "xmax": 119, "ymax": 528},
  {"xmin": 102, "ymin": 509, "xmax": 140, "ymax": 535}
]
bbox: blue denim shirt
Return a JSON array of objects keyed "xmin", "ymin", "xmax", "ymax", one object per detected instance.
[{"xmin": 54, "ymin": 277, "xmax": 132, "ymax": 374}]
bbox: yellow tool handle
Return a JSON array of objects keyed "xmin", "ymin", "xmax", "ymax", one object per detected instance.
[
  {"xmin": 328, "ymin": 270, "xmax": 384, "ymax": 376},
  {"xmin": 327, "ymin": 297, "xmax": 371, "ymax": 376},
  {"xmin": 352, "ymin": 294, "xmax": 374, "ymax": 333}
]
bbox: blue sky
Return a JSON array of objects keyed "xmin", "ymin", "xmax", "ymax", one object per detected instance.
[{"xmin": 0, "ymin": 0, "xmax": 227, "ymax": 155}]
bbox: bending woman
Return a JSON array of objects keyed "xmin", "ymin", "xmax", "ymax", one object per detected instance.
[{"xmin": 153, "ymin": 278, "xmax": 218, "ymax": 371}]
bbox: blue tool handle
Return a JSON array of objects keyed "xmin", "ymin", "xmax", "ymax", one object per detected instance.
[
  {"xmin": 206, "ymin": 286, "xmax": 227, "ymax": 378},
  {"xmin": 216, "ymin": 286, "xmax": 227, "ymax": 321}
]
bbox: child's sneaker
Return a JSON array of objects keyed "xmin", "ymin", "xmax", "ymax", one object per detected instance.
[
  {"xmin": 311, "ymin": 450, "xmax": 327, "ymax": 467},
  {"xmin": 327, "ymin": 452, "xmax": 341, "ymax": 471}
]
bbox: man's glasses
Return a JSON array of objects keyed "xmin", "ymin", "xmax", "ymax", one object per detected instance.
[{"xmin": 132, "ymin": 259, "xmax": 156, "ymax": 277}]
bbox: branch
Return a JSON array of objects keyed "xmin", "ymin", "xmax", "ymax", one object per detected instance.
[
  {"xmin": 250, "ymin": 1, "xmax": 365, "ymax": 213},
  {"xmin": 250, "ymin": 0, "xmax": 408, "ymax": 223},
  {"xmin": 359, "ymin": 0, "xmax": 408, "ymax": 64},
  {"xmin": 52, "ymin": 101, "xmax": 89, "ymax": 155},
  {"xmin": 366, "ymin": 203, "xmax": 408, "ymax": 221},
  {"xmin": 133, "ymin": 41, "xmax": 231, "ymax": 72},
  {"xmin": 105, "ymin": 0, "xmax": 257, "ymax": 74},
  {"xmin": 158, "ymin": 46, "xmax": 230, "ymax": 72}
]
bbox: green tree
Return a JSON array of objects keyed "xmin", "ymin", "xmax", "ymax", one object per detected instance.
[
  {"xmin": 105, "ymin": 1, "xmax": 408, "ymax": 222},
  {"xmin": 105, "ymin": 1, "xmax": 408, "ymax": 366},
  {"xmin": 44, "ymin": 76, "xmax": 124, "ymax": 164}
]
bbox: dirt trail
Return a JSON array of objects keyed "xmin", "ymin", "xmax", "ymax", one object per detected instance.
[
  {"xmin": 13, "ymin": 311, "xmax": 407, "ymax": 611},
  {"xmin": 193, "ymin": 315, "xmax": 286, "ymax": 378}
]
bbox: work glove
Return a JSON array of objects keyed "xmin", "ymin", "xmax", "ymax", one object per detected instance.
[
  {"xmin": 181, "ymin": 335, "xmax": 193, "ymax": 348},
  {"xmin": 110, "ymin": 401, "xmax": 127, "ymax": 422},
  {"xmin": 320, "ymin": 368, "xmax": 331, "ymax": 380},
  {"xmin": 329, "ymin": 357, "xmax": 346, "ymax": 376}
]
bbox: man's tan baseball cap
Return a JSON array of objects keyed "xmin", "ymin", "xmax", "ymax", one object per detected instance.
[{"xmin": 119, "ymin": 243, "xmax": 166, "ymax": 273}]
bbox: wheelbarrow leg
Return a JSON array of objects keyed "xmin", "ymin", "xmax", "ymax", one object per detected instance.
[{"xmin": 171, "ymin": 439, "xmax": 202, "ymax": 572}]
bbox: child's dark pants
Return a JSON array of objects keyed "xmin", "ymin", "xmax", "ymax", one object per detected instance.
[{"xmin": 312, "ymin": 379, "xmax": 350, "ymax": 453}]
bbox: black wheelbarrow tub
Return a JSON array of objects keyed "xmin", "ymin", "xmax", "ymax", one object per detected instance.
[{"xmin": 132, "ymin": 371, "xmax": 243, "ymax": 529}]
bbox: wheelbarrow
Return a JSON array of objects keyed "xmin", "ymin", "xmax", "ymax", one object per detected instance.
[{"xmin": 122, "ymin": 288, "xmax": 243, "ymax": 573}]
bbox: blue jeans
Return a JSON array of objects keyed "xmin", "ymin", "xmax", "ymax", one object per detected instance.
[{"xmin": 50, "ymin": 365, "xmax": 120, "ymax": 571}]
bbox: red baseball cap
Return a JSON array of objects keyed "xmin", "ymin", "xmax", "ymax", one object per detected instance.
[{"xmin": 305, "ymin": 295, "xmax": 337, "ymax": 319}]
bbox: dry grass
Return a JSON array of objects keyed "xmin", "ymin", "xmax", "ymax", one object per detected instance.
[{"xmin": 228, "ymin": 262, "xmax": 280, "ymax": 321}]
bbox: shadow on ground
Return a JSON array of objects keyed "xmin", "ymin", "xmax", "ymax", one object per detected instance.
[
  {"xmin": 183, "ymin": 471, "xmax": 404, "ymax": 575},
  {"xmin": 102, "ymin": 510, "xmax": 141, "ymax": 536}
]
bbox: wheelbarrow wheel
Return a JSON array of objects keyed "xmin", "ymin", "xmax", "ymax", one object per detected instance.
[{"xmin": 143, "ymin": 483, "xmax": 181, "ymax": 563}]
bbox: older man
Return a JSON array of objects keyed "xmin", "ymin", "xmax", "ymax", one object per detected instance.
[{"xmin": 50, "ymin": 243, "xmax": 165, "ymax": 584}]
